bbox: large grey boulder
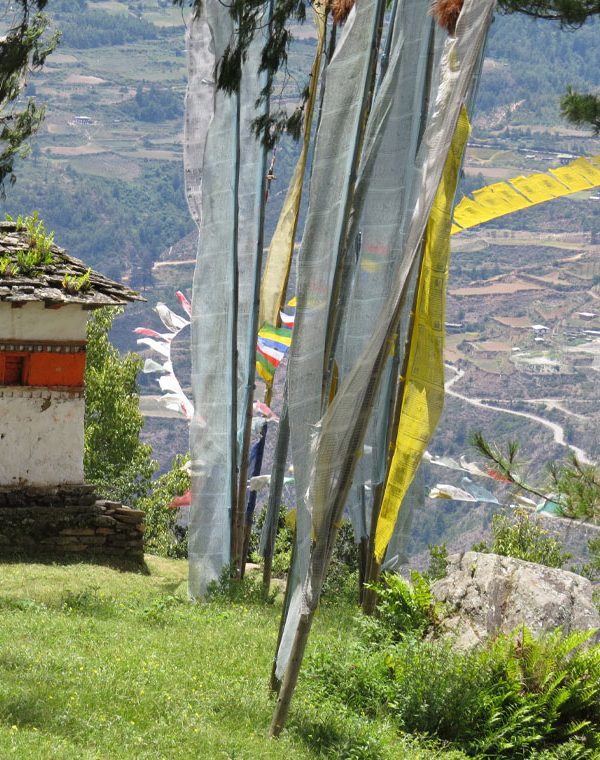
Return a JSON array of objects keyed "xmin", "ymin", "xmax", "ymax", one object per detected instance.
[{"xmin": 431, "ymin": 551, "xmax": 600, "ymax": 648}]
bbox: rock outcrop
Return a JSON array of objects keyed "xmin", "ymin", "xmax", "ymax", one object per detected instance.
[{"xmin": 431, "ymin": 551, "xmax": 600, "ymax": 648}]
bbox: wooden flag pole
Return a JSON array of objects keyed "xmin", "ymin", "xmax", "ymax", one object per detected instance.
[
  {"xmin": 232, "ymin": 0, "xmax": 275, "ymax": 575},
  {"xmin": 228, "ymin": 76, "xmax": 241, "ymax": 569}
]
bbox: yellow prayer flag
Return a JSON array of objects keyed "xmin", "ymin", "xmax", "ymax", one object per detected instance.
[
  {"xmin": 258, "ymin": 4, "xmax": 326, "ymax": 331},
  {"xmin": 375, "ymin": 107, "xmax": 471, "ymax": 562},
  {"xmin": 452, "ymin": 154, "xmax": 600, "ymax": 234}
]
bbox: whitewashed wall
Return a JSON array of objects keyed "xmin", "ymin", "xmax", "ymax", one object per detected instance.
[
  {"xmin": 0, "ymin": 389, "xmax": 85, "ymax": 486},
  {"xmin": 2, "ymin": 302, "xmax": 87, "ymax": 341},
  {"xmin": 0, "ymin": 302, "xmax": 88, "ymax": 486}
]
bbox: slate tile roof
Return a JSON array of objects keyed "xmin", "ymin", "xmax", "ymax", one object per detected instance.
[{"xmin": 0, "ymin": 221, "xmax": 143, "ymax": 307}]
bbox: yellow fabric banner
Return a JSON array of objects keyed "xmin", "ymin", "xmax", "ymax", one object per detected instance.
[
  {"xmin": 451, "ymin": 153, "xmax": 600, "ymax": 234},
  {"xmin": 257, "ymin": 3, "xmax": 326, "ymax": 334},
  {"xmin": 374, "ymin": 107, "xmax": 471, "ymax": 562}
]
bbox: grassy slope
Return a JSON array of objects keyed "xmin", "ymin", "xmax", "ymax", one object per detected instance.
[{"xmin": 0, "ymin": 558, "xmax": 442, "ymax": 760}]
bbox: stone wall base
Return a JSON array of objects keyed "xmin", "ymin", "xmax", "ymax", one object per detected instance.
[{"xmin": 0, "ymin": 489, "xmax": 144, "ymax": 563}]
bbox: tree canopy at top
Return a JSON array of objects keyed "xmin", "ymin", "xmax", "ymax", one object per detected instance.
[
  {"xmin": 0, "ymin": 0, "xmax": 58, "ymax": 189},
  {"xmin": 497, "ymin": 0, "xmax": 600, "ymax": 26}
]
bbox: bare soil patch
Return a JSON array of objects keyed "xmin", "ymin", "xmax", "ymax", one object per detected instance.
[
  {"xmin": 46, "ymin": 145, "xmax": 107, "ymax": 156},
  {"xmin": 65, "ymin": 74, "xmax": 108, "ymax": 86},
  {"xmin": 50, "ymin": 53, "xmax": 78, "ymax": 64},
  {"xmin": 471, "ymin": 340, "xmax": 513, "ymax": 352},
  {"xmin": 451, "ymin": 279, "xmax": 544, "ymax": 296},
  {"xmin": 494, "ymin": 316, "xmax": 531, "ymax": 329}
]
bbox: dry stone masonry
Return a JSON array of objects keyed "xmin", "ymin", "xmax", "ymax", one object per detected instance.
[{"xmin": 0, "ymin": 486, "xmax": 144, "ymax": 562}]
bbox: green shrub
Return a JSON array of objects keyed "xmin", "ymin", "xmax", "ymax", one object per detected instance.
[
  {"xmin": 139, "ymin": 594, "xmax": 185, "ymax": 624},
  {"xmin": 206, "ymin": 564, "xmax": 276, "ymax": 605},
  {"xmin": 580, "ymin": 535, "xmax": 600, "ymax": 583},
  {"xmin": 137, "ymin": 454, "xmax": 190, "ymax": 559},
  {"xmin": 60, "ymin": 587, "xmax": 117, "ymax": 618},
  {"xmin": 306, "ymin": 625, "xmax": 600, "ymax": 758},
  {"xmin": 473, "ymin": 509, "xmax": 571, "ymax": 568},
  {"xmin": 387, "ymin": 638, "xmax": 498, "ymax": 746},
  {"xmin": 388, "ymin": 629, "xmax": 600, "ymax": 756},
  {"xmin": 322, "ymin": 521, "xmax": 360, "ymax": 605},
  {"xmin": 425, "ymin": 543, "xmax": 449, "ymax": 581},
  {"xmin": 372, "ymin": 571, "xmax": 437, "ymax": 641},
  {"xmin": 528, "ymin": 740, "xmax": 597, "ymax": 759},
  {"xmin": 250, "ymin": 503, "xmax": 294, "ymax": 577},
  {"xmin": 306, "ymin": 639, "xmax": 394, "ymax": 717},
  {"xmin": 291, "ymin": 697, "xmax": 391, "ymax": 760}
]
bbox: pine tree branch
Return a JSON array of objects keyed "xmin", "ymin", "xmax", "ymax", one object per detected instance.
[
  {"xmin": 497, "ymin": 0, "xmax": 600, "ymax": 27},
  {"xmin": 470, "ymin": 431, "xmax": 553, "ymax": 503}
]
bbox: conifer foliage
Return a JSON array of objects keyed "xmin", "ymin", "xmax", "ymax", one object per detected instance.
[
  {"xmin": 497, "ymin": 0, "xmax": 600, "ymax": 133},
  {"xmin": 0, "ymin": 1, "xmax": 58, "ymax": 189}
]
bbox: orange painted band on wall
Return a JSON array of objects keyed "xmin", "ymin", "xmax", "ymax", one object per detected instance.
[{"xmin": 0, "ymin": 351, "xmax": 86, "ymax": 387}]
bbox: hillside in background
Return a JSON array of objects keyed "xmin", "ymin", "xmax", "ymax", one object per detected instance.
[{"xmin": 0, "ymin": 1, "xmax": 599, "ymax": 558}]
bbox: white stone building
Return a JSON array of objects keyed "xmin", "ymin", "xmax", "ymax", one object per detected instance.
[{"xmin": 0, "ymin": 220, "xmax": 141, "ymax": 489}]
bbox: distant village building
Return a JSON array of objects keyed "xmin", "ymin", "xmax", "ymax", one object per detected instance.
[
  {"xmin": 73, "ymin": 115, "xmax": 93, "ymax": 126},
  {"xmin": 526, "ymin": 357, "xmax": 560, "ymax": 374},
  {"xmin": 557, "ymin": 153, "xmax": 576, "ymax": 165},
  {"xmin": 0, "ymin": 220, "xmax": 145, "ymax": 561}
]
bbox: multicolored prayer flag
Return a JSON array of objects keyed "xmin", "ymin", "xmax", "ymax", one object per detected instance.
[{"xmin": 256, "ymin": 323, "xmax": 293, "ymax": 384}]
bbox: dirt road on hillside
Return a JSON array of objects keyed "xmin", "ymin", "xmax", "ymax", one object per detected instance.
[{"xmin": 444, "ymin": 365, "xmax": 592, "ymax": 464}]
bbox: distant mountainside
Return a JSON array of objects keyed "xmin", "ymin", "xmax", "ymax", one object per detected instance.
[
  {"xmin": 0, "ymin": 4, "xmax": 599, "ymax": 563},
  {"xmin": 0, "ymin": 5, "xmax": 596, "ymax": 291}
]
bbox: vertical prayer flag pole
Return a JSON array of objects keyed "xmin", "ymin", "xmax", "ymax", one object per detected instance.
[
  {"xmin": 233, "ymin": 0, "xmax": 275, "ymax": 576},
  {"xmin": 362, "ymin": 19, "xmax": 436, "ymax": 610},
  {"xmin": 258, "ymin": 2, "xmax": 328, "ymax": 591},
  {"xmin": 228, "ymin": 81, "xmax": 241, "ymax": 567}
]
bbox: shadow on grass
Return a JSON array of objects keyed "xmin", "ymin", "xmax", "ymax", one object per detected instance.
[
  {"xmin": 0, "ymin": 552, "xmax": 150, "ymax": 575},
  {"xmin": 0, "ymin": 695, "xmax": 50, "ymax": 731},
  {"xmin": 292, "ymin": 711, "xmax": 386, "ymax": 760}
]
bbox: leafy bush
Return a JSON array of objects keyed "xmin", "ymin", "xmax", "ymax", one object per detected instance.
[
  {"xmin": 61, "ymin": 587, "xmax": 116, "ymax": 618},
  {"xmin": 580, "ymin": 535, "xmax": 600, "ymax": 583},
  {"xmin": 249, "ymin": 503, "xmax": 294, "ymax": 576},
  {"xmin": 84, "ymin": 307, "xmax": 158, "ymax": 505},
  {"xmin": 306, "ymin": 639, "xmax": 395, "ymax": 718},
  {"xmin": 306, "ymin": 624, "xmax": 600, "ymax": 758},
  {"xmin": 425, "ymin": 543, "xmax": 449, "ymax": 581},
  {"xmin": 529, "ymin": 740, "xmax": 597, "ymax": 759},
  {"xmin": 473, "ymin": 509, "xmax": 571, "ymax": 568},
  {"xmin": 292, "ymin": 696, "xmax": 393, "ymax": 760},
  {"xmin": 139, "ymin": 594, "xmax": 185, "ymax": 624},
  {"xmin": 206, "ymin": 564, "xmax": 276, "ymax": 606},
  {"xmin": 386, "ymin": 628, "xmax": 600, "ymax": 757},
  {"xmin": 371, "ymin": 571, "xmax": 437, "ymax": 641},
  {"xmin": 136, "ymin": 454, "xmax": 190, "ymax": 559},
  {"xmin": 322, "ymin": 521, "xmax": 360, "ymax": 605},
  {"xmin": 387, "ymin": 638, "xmax": 498, "ymax": 745}
]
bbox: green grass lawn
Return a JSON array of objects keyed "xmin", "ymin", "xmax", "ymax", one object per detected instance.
[{"xmin": 0, "ymin": 557, "xmax": 438, "ymax": 760}]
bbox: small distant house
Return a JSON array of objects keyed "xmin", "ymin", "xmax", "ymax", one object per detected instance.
[
  {"xmin": 74, "ymin": 115, "xmax": 93, "ymax": 126},
  {"xmin": 0, "ymin": 220, "xmax": 145, "ymax": 561}
]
